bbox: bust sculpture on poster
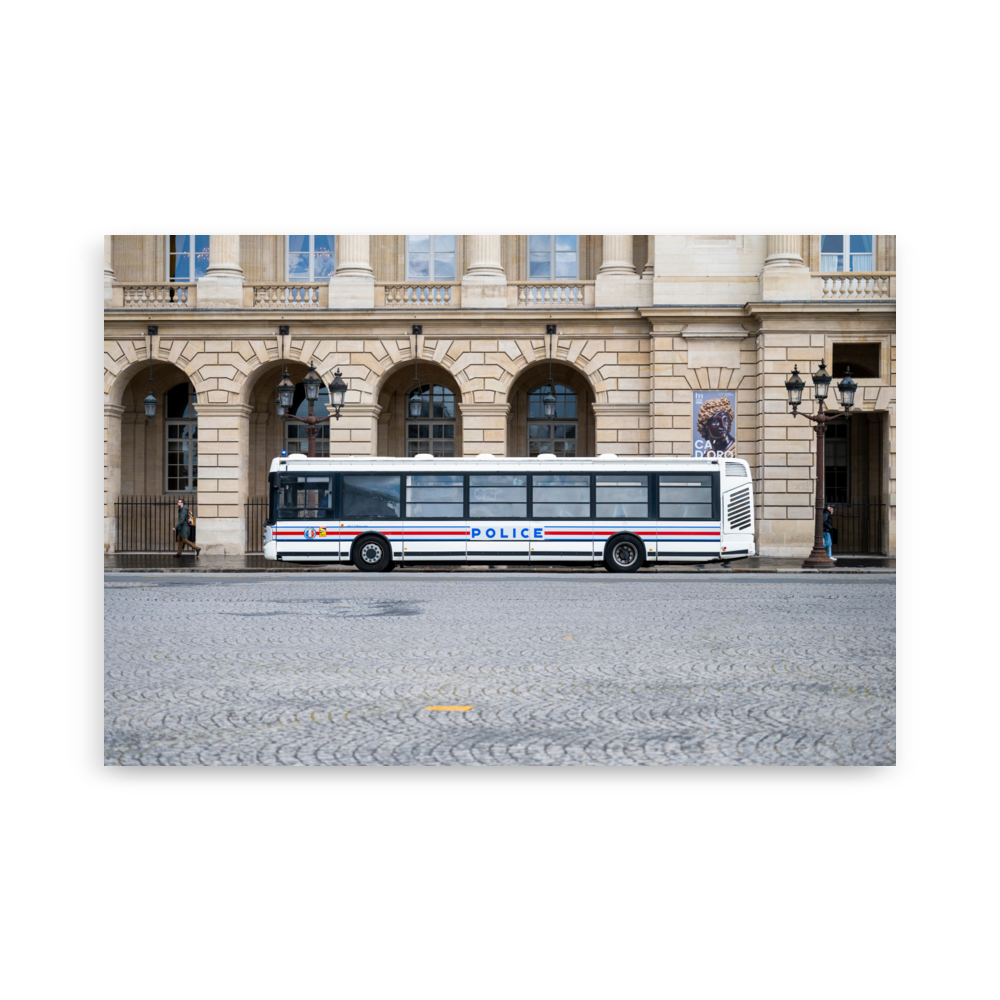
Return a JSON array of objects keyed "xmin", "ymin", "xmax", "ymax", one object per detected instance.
[{"xmin": 693, "ymin": 392, "xmax": 737, "ymax": 458}]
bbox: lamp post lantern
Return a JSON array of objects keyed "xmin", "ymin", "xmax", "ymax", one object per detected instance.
[
  {"xmin": 785, "ymin": 359, "xmax": 855, "ymax": 568},
  {"xmin": 143, "ymin": 325, "xmax": 158, "ymax": 422},
  {"xmin": 409, "ymin": 325, "xmax": 423, "ymax": 418},
  {"xmin": 279, "ymin": 362, "xmax": 346, "ymax": 457},
  {"xmin": 543, "ymin": 324, "xmax": 557, "ymax": 419}
]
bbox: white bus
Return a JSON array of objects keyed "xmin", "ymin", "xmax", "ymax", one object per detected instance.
[{"xmin": 262, "ymin": 454, "xmax": 754, "ymax": 572}]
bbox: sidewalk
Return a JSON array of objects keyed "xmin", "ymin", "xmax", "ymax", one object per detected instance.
[{"xmin": 105, "ymin": 554, "xmax": 895, "ymax": 574}]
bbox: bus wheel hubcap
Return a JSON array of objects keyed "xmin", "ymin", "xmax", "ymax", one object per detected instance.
[
  {"xmin": 361, "ymin": 543, "xmax": 382, "ymax": 563},
  {"xmin": 614, "ymin": 543, "xmax": 636, "ymax": 566}
]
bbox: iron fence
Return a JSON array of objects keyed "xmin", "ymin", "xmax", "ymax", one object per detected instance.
[
  {"xmin": 830, "ymin": 502, "xmax": 886, "ymax": 555},
  {"xmin": 115, "ymin": 495, "xmax": 197, "ymax": 552},
  {"xmin": 245, "ymin": 496, "xmax": 269, "ymax": 553}
]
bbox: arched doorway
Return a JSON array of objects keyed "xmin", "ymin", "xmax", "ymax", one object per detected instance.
[
  {"xmin": 119, "ymin": 363, "xmax": 199, "ymax": 496},
  {"xmin": 506, "ymin": 362, "xmax": 595, "ymax": 457},
  {"xmin": 377, "ymin": 364, "xmax": 463, "ymax": 456}
]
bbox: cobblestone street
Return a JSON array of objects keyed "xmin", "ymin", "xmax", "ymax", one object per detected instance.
[{"xmin": 105, "ymin": 573, "xmax": 895, "ymax": 766}]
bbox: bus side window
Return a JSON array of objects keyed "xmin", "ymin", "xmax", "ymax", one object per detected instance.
[
  {"xmin": 596, "ymin": 475, "xmax": 649, "ymax": 518},
  {"xmin": 342, "ymin": 475, "xmax": 401, "ymax": 518}
]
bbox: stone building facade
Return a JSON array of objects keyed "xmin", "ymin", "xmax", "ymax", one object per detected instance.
[{"xmin": 103, "ymin": 234, "xmax": 896, "ymax": 557}]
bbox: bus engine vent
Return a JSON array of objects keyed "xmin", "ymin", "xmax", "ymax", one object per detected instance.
[
  {"xmin": 726, "ymin": 462, "xmax": 746, "ymax": 478},
  {"xmin": 726, "ymin": 486, "xmax": 752, "ymax": 531}
]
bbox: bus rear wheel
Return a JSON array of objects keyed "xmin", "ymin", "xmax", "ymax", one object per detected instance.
[
  {"xmin": 353, "ymin": 535, "xmax": 392, "ymax": 572},
  {"xmin": 604, "ymin": 535, "xmax": 644, "ymax": 573}
]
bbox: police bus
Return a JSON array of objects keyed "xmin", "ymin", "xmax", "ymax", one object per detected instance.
[{"xmin": 263, "ymin": 453, "xmax": 754, "ymax": 572}]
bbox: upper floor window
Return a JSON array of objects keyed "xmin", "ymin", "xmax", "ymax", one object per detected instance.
[
  {"xmin": 820, "ymin": 235, "xmax": 873, "ymax": 272},
  {"xmin": 169, "ymin": 236, "xmax": 210, "ymax": 282},
  {"xmin": 529, "ymin": 235, "xmax": 578, "ymax": 279},
  {"xmin": 407, "ymin": 236, "xmax": 456, "ymax": 280},
  {"xmin": 287, "ymin": 235, "xmax": 336, "ymax": 282}
]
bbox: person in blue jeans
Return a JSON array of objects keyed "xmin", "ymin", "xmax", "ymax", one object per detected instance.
[{"xmin": 823, "ymin": 504, "xmax": 836, "ymax": 560}]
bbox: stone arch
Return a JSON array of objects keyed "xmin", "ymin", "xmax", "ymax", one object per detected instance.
[
  {"xmin": 505, "ymin": 360, "xmax": 597, "ymax": 457},
  {"xmin": 376, "ymin": 360, "xmax": 463, "ymax": 457},
  {"xmin": 115, "ymin": 361, "xmax": 200, "ymax": 498},
  {"xmin": 105, "ymin": 344, "xmax": 204, "ymax": 408}
]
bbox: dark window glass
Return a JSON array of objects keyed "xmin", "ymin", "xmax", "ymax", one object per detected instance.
[
  {"xmin": 166, "ymin": 382, "xmax": 196, "ymax": 419},
  {"xmin": 343, "ymin": 475, "xmax": 401, "ymax": 519},
  {"xmin": 278, "ymin": 475, "xmax": 335, "ymax": 519},
  {"xmin": 825, "ymin": 422, "xmax": 849, "ymax": 504},
  {"xmin": 658, "ymin": 474, "xmax": 714, "ymax": 519}
]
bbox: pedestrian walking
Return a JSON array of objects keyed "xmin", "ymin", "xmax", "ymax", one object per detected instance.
[
  {"xmin": 174, "ymin": 499, "xmax": 200, "ymax": 557},
  {"xmin": 823, "ymin": 504, "xmax": 836, "ymax": 560}
]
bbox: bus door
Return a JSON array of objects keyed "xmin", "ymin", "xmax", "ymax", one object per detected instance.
[
  {"xmin": 468, "ymin": 474, "xmax": 529, "ymax": 564},
  {"xmin": 594, "ymin": 473, "xmax": 654, "ymax": 562},
  {"xmin": 529, "ymin": 473, "xmax": 593, "ymax": 563},
  {"xmin": 655, "ymin": 472, "xmax": 720, "ymax": 562},
  {"xmin": 274, "ymin": 472, "xmax": 339, "ymax": 560},
  {"xmin": 402, "ymin": 474, "xmax": 466, "ymax": 563}
]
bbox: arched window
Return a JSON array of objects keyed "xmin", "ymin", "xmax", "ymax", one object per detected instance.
[
  {"xmin": 286, "ymin": 236, "xmax": 336, "ymax": 282},
  {"xmin": 528, "ymin": 384, "xmax": 577, "ymax": 456},
  {"xmin": 168, "ymin": 236, "xmax": 210, "ymax": 281},
  {"xmin": 406, "ymin": 384, "xmax": 456, "ymax": 456},
  {"xmin": 820, "ymin": 234, "xmax": 873, "ymax": 272},
  {"xmin": 528, "ymin": 236, "xmax": 578, "ymax": 279},
  {"xmin": 406, "ymin": 236, "xmax": 456, "ymax": 280},
  {"xmin": 285, "ymin": 382, "xmax": 331, "ymax": 456},
  {"xmin": 165, "ymin": 382, "xmax": 197, "ymax": 492}
]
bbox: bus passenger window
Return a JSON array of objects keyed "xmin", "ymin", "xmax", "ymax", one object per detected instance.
[
  {"xmin": 406, "ymin": 475, "xmax": 463, "ymax": 517},
  {"xmin": 278, "ymin": 475, "xmax": 334, "ymax": 519},
  {"xmin": 469, "ymin": 475, "xmax": 527, "ymax": 517},
  {"xmin": 596, "ymin": 475, "xmax": 648, "ymax": 518},
  {"xmin": 532, "ymin": 474, "xmax": 590, "ymax": 517},
  {"xmin": 658, "ymin": 475, "xmax": 714, "ymax": 518},
  {"xmin": 342, "ymin": 475, "xmax": 401, "ymax": 518}
]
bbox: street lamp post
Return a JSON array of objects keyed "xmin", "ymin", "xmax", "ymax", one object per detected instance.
[
  {"xmin": 277, "ymin": 363, "xmax": 348, "ymax": 457},
  {"xmin": 785, "ymin": 361, "xmax": 858, "ymax": 568}
]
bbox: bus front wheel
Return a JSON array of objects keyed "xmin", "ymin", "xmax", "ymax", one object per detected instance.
[
  {"xmin": 604, "ymin": 535, "xmax": 644, "ymax": 573},
  {"xmin": 353, "ymin": 535, "xmax": 392, "ymax": 572}
]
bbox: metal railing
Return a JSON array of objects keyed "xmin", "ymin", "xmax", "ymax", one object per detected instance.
[
  {"xmin": 245, "ymin": 497, "xmax": 269, "ymax": 553},
  {"xmin": 115, "ymin": 495, "xmax": 197, "ymax": 552},
  {"xmin": 829, "ymin": 502, "xmax": 886, "ymax": 555}
]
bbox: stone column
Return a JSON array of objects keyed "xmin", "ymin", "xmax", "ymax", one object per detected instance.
[
  {"xmin": 461, "ymin": 236, "xmax": 507, "ymax": 308},
  {"xmin": 592, "ymin": 403, "xmax": 650, "ymax": 455},
  {"xmin": 648, "ymin": 320, "xmax": 688, "ymax": 456},
  {"xmin": 642, "ymin": 235, "xmax": 655, "ymax": 280},
  {"xmin": 193, "ymin": 402, "xmax": 252, "ymax": 553},
  {"xmin": 328, "ymin": 404, "xmax": 382, "ymax": 456},
  {"xmin": 104, "ymin": 402, "xmax": 125, "ymax": 551},
  {"xmin": 104, "ymin": 236, "xmax": 115, "ymax": 308},
  {"xmin": 197, "ymin": 236, "xmax": 244, "ymax": 309},
  {"xmin": 760, "ymin": 235, "xmax": 811, "ymax": 300},
  {"xmin": 596, "ymin": 235, "xmax": 642, "ymax": 307},
  {"xmin": 458, "ymin": 402, "xmax": 509, "ymax": 454},
  {"xmin": 329, "ymin": 236, "xmax": 375, "ymax": 308}
]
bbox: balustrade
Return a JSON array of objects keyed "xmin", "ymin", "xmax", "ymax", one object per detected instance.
[
  {"xmin": 252, "ymin": 284, "xmax": 324, "ymax": 308},
  {"xmin": 510, "ymin": 282, "xmax": 593, "ymax": 307},
  {"xmin": 817, "ymin": 273, "xmax": 894, "ymax": 300},
  {"xmin": 121, "ymin": 284, "xmax": 195, "ymax": 308},
  {"xmin": 379, "ymin": 283, "xmax": 459, "ymax": 307}
]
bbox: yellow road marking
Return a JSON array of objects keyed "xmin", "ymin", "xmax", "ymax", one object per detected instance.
[{"xmin": 424, "ymin": 705, "xmax": 472, "ymax": 711}]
